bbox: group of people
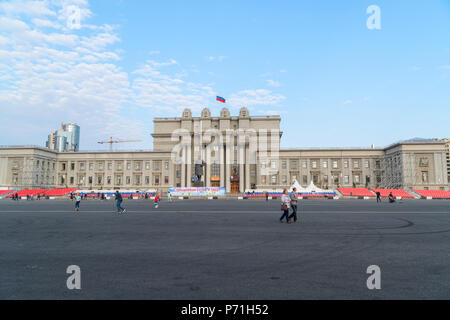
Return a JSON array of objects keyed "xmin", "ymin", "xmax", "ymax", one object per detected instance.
[
  {"xmin": 376, "ymin": 191, "xmax": 396, "ymax": 203},
  {"xmin": 279, "ymin": 187, "xmax": 299, "ymax": 224}
]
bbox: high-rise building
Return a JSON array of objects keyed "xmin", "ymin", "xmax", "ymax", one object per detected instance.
[{"xmin": 46, "ymin": 123, "xmax": 80, "ymax": 152}]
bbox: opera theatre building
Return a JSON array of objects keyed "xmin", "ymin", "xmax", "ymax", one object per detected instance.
[{"xmin": 0, "ymin": 107, "xmax": 449, "ymax": 193}]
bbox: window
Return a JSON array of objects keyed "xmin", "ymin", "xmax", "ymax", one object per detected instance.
[
  {"xmin": 323, "ymin": 175, "xmax": 328, "ymax": 184},
  {"xmin": 261, "ymin": 176, "xmax": 266, "ymax": 184},
  {"xmin": 145, "ymin": 176, "xmax": 150, "ymax": 184},
  {"xmin": 344, "ymin": 160, "xmax": 348, "ymax": 168},
  {"xmin": 154, "ymin": 175, "xmax": 160, "ymax": 185},
  {"xmin": 89, "ymin": 162, "xmax": 94, "ymax": 170},
  {"xmin": 176, "ymin": 170, "xmax": 181, "ymax": 178},
  {"xmin": 88, "ymin": 176, "xmax": 93, "ymax": 184},
  {"xmin": 135, "ymin": 175, "xmax": 141, "ymax": 185},
  {"xmin": 322, "ymin": 161, "xmax": 328, "ymax": 168},
  {"xmin": 126, "ymin": 176, "xmax": 131, "ymax": 184},
  {"xmin": 117, "ymin": 162, "xmax": 122, "ymax": 170},
  {"xmin": 12, "ymin": 160, "xmax": 19, "ymax": 169},
  {"xmin": 271, "ymin": 175, "xmax": 277, "ymax": 184},
  {"xmin": 376, "ymin": 175, "xmax": 381, "ymax": 183},
  {"xmin": 60, "ymin": 175, "xmax": 64, "ymax": 184},
  {"xmin": 154, "ymin": 161, "xmax": 161, "ymax": 170},
  {"xmin": 312, "ymin": 161, "xmax": 317, "ymax": 169},
  {"xmin": 108, "ymin": 162, "xmax": 112, "ymax": 170},
  {"xmin": 312, "ymin": 175, "xmax": 319, "ymax": 184},
  {"xmin": 79, "ymin": 176, "xmax": 85, "ymax": 184},
  {"xmin": 291, "ymin": 160, "xmax": 297, "ymax": 169},
  {"xmin": 164, "ymin": 176, "xmax": 169, "ymax": 184},
  {"xmin": 353, "ymin": 160, "xmax": 359, "ymax": 168},
  {"xmin": 62, "ymin": 163, "xmax": 66, "ymax": 171},
  {"xmin": 366, "ymin": 176, "xmax": 370, "ymax": 184},
  {"xmin": 70, "ymin": 162, "xmax": 75, "ymax": 170},
  {"xmin": 364, "ymin": 160, "xmax": 369, "ymax": 168},
  {"xmin": 282, "ymin": 161, "xmax": 287, "ymax": 169},
  {"xmin": 332, "ymin": 160, "xmax": 338, "ymax": 169},
  {"xmin": 344, "ymin": 175, "xmax": 349, "ymax": 184},
  {"xmin": 282, "ymin": 175, "xmax": 287, "ymax": 184},
  {"xmin": 135, "ymin": 162, "xmax": 141, "ymax": 170},
  {"xmin": 97, "ymin": 176, "xmax": 102, "ymax": 184},
  {"xmin": 70, "ymin": 177, "xmax": 74, "ymax": 184},
  {"xmin": 271, "ymin": 161, "xmax": 277, "ymax": 169},
  {"xmin": 212, "ymin": 163, "xmax": 220, "ymax": 176},
  {"xmin": 107, "ymin": 176, "xmax": 111, "ymax": 185},
  {"xmin": 165, "ymin": 161, "xmax": 169, "ymax": 170},
  {"xmin": 375, "ymin": 160, "xmax": 381, "ymax": 169},
  {"xmin": 302, "ymin": 160, "xmax": 307, "ymax": 169},
  {"xmin": 127, "ymin": 162, "xmax": 131, "ymax": 170},
  {"xmin": 302, "ymin": 175, "xmax": 307, "ymax": 185},
  {"xmin": 80, "ymin": 162, "xmax": 85, "ymax": 170},
  {"xmin": 117, "ymin": 176, "xmax": 122, "ymax": 185},
  {"xmin": 354, "ymin": 175, "xmax": 360, "ymax": 184},
  {"xmin": 98, "ymin": 162, "xmax": 104, "ymax": 170},
  {"xmin": 145, "ymin": 162, "xmax": 150, "ymax": 170},
  {"xmin": 261, "ymin": 161, "xmax": 266, "ymax": 169}
]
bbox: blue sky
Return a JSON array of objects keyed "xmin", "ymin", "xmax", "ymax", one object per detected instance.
[{"xmin": 0, "ymin": 0, "xmax": 449, "ymax": 150}]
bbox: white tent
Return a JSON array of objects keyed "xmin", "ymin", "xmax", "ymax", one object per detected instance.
[{"xmin": 289, "ymin": 179, "xmax": 307, "ymax": 193}]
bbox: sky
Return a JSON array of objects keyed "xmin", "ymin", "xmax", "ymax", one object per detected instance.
[{"xmin": 0, "ymin": 0, "xmax": 449, "ymax": 151}]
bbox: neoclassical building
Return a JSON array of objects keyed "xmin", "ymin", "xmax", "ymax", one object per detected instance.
[{"xmin": 0, "ymin": 108, "xmax": 448, "ymax": 193}]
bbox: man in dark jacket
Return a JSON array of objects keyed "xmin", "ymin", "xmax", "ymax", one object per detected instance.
[
  {"xmin": 288, "ymin": 187, "xmax": 299, "ymax": 223},
  {"xmin": 115, "ymin": 191, "xmax": 126, "ymax": 214}
]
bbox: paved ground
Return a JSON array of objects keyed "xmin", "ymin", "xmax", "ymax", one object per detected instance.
[{"xmin": 0, "ymin": 198, "xmax": 449, "ymax": 300}]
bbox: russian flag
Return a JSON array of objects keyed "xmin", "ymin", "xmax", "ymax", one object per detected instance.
[{"xmin": 216, "ymin": 96, "xmax": 226, "ymax": 103}]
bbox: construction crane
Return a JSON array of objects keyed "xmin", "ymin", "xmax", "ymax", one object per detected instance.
[{"xmin": 98, "ymin": 137, "xmax": 143, "ymax": 152}]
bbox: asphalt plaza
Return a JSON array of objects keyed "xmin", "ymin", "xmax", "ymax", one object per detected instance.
[{"xmin": 0, "ymin": 198, "xmax": 449, "ymax": 299}]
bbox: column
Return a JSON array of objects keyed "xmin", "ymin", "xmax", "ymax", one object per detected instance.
[
  {"xmin": 206, "ymin": 163, "xmax": 211, "ymax": 187},
  {"xmin": 245, "ymin": 145, "xmax": 250, "ymax": 190},
  {"xmin": 181, "ymin": 150, "xmax": 185, "ymax": 187},
  {"xmin": 220, "ymin": 145, "xmax": 225, "ymax": 188}
]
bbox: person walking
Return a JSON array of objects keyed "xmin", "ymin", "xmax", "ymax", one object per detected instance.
[
  {"xmin": 167, "ymin": 190, "xmax": 172, "ymax": 202},
  {"xmin": 388, "ymin": 192, "xmax": 396, "ymax": 203},
  {"xmin": 74, "ymin": 193, "xmax": 81, "ymax": 212},
  {"xmin": 376, "ymin": 191, "xmax": 381, "ymax": 203},
  {"xmin": 288, "ymin": 187, "xmax": 299, "ymax": 223},
  {"xmin": 279, "ymin": 189, "xmax": 291, "ymax": 223},
  {"xmin": 154, "ymin": 192, "xmax": 160, "ymax": 208},
  {"xmin": 115, "ymin": 190, "xmax": 126, "ymax": 214},
  {"xmin": 265, "ymin": 191, "xmax": 269, "ymax": 201}
]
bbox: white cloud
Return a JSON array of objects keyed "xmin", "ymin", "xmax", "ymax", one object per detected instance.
[
  {"xmin": 266, "ymin": 79, "xmax": 281, "ymax": 87},
  {"xmin": 343, "ymin": 100, "xmax": 353, "ymax": 105},
  {"xmin": 206, "ymin": 55, "xmax": 226, "ymax": 62},
  {"xmin": 440, "ymin": 65, "xmax": 450, "ymax": 70}
]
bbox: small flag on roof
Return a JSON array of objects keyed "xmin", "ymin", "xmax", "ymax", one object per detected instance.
[{"xmin": 216, "ymin": 96, "xmax": 226, "ymax": 103}]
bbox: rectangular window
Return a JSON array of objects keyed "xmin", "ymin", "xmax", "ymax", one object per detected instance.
[
  {"xmin": 312, "ymin": 161, "xmax": 317, "ymax": 169},
  {"xmin": 107, "ymin": 176, "xmax": 111, "ymax": 185},
  {"xmin": 419, "ymin": 158, "xmax": 429, "ymax": 167},
  {"xmin": 271, "ymin": 175, "xmax": 277, "ymax": 184},
  {"xmin": 89, "ymin": 162, "xmax": 94, "ymax": 170},
  {"xmin": 344, "ymin": 175, "xmax": 349, "ymax": 184},
  {"xmin": 154, "ymin": 161, "xmax": 161, "ymax": 170},
  {"xmin": 117, "ymin": 162, "xmax": 122, "ymax": 170},
  {"xmin": 302, "ymin": 160, "xmax": 307, "ymax": 168},
  {"xmin": 364, "ymin": 160, "xmax": 369, "ymax": 168},
  {"xmin": 176, "ymin": 170, "xmax": 181, "ymax": 178},
  {"xmin": 154, "ymin": 175, "xmax": 160, "ymax": 185},
  {"xmin": 62, "ymin": 163, "xmax": 66, "ymax": 171},
  {"xmin": 79, "ymin": 176, "xmax": 85, "ymax": 184},
  {"xmin": 70, "ymin": 163, "xmax": 75, "ymax": 170},
  {"xmin": 108, "ymin": 162, "xmax": 112, "ymax": 170},
  {"xmin": 344, "ymin": 160, "xmax": 348, "ymax": 168},
  {"xmin": 97, "ymin": 176, "xmax": 102, "ymax": 184},
  {"xmin": 353, "ymin": 160, "xmax": 359, "ymax": 168},
  {"xmin": 135, "ymin": 162, "xmax": 141, "ymax": 170},
  {"xmin": 98, "ymin": 162, "xmax": 104, "ymax": 170},
  {"xmin": 145, "ymin": 162, "xmax": 150, "ymax": 170},
  {"xmin": 80, "ymin": 162, "xmax": 85, "ymax": 170},
  {"xmin": 88, "ymin": 176, "xmax": 93, "ymax": 184},
  {"xmin": 282, "ymin": 161, "xmax": 287, "ymax": 169},
  {"xmin": 282, "ymin": 175, "xmax": 287, "ymax": 184},
  {"xmin": 117, "ymin": 176, "xmax": 122, "ymax": 185},
  {"xmin": 422, "ymin": 171, "xmax": 428, "ymax": 183},
  {"xmin": 291, "ymin": 160, "xmax": 297, "ymax": 169},
  {"xmin": 323, "ymin": 161, "xmax": 328, "ymax": 168},
  {"xmin": 126, "ymin": 176, "xmax": 131, "ymax": 184},
  {"xmin": 312, "ymin": 175, "xmax": 318, "ymax": 184},
  {"xmin": 127, "ymin": 162, "xmax": 131, "ymax": 170},
  {"xmin": 135, "ymin": 175, "xmax": 141, "ymax": 185},
  {"xmin": 271, "ymin": 161, "xmax": 277, "ymax": 169},
  {"xmin": 145, "ymin": 176, "xmax": 150, "ymax": 184},
  {"xmin": 354, "ymin": 175, "xmax": 360, "ymax": 184},
  {"xmin": 375, "ymin": 160, "xmax": 381, "ymax": 169},
  {"xmin": 164, "ymin": 176, "xmax": 169, "ymax": 184},
  {"xmin": 70, "ymin": 177, "xmax": 74, "ymax": 184},
  {"xmin": 165, "ymin": 161, "xmax": 169, "ymax": 170},
  {"xmin": 332, "ymin": 160, "xmax": 338, "ymax": 169}
]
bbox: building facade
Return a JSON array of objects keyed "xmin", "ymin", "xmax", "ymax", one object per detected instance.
[
  {"xmin": 46, "ymin": 122, "xmax": 80, "ymax": 152},
  {"xmin": 1, "ymin": 108, "xmax": 448, "ymax": 192}
]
